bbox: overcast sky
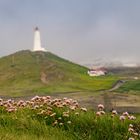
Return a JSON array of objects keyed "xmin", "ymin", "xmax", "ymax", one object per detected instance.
[{"xmin": 0, "ymin": 0, "xmax": 140, "ymax": 65}]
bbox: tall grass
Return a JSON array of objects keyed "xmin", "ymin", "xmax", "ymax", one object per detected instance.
[{"xmin": 0, "ymin": 96, "xmax": 139, "ymax": 140}]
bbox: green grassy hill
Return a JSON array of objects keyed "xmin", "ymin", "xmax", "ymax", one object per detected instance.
[
  {"xmin": 108, "ymin": 67, "xmax": 140, "ymax": 93},
  {"xmin": 0, "ymin": 50, "xmax": 117, "ymax": 97},
  {"xmin": 116, "ymin": 80, "xmax": 140, "ymax": 92}
]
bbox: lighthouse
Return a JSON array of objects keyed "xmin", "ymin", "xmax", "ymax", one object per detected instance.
[{"xmin": 33, "ymin": 27, "xmax": 46, "ymax": 52}]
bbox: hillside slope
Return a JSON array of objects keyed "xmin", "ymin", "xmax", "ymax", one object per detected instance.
[{"xmin": 0, "ymin": 50, "xmax": 117, "ymax": 96}]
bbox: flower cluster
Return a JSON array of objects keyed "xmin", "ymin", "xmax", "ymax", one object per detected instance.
[
  {"xmin": 96, "ymin": 104, "xmax": 105, "ymax": 116},
  {"xmin": 119, "ymin": 112, "xmax": 136, "ymax": 121},
  {"xmin": 0, "ymin": 96, "xmax": 139, "ymax": 139},
  {"xmin": 0, "ymin": 96, "xmax": 87, "ymax": 127},
  {"xmin": 128, "ymin": 123, "xmax": 140, "ymax": 140},
  {"xmin": 95, "ymin": 104, "xmax": 139, "ymax": 139}
]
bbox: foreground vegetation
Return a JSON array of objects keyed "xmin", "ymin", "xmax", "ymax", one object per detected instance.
[{"xmin": 0, "ymin": 96, "xmax": 140, "ymax": 140}]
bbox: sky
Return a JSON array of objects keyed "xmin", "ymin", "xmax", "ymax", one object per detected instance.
[{"xmin": 0, "ymin": 0, "xmax": 140, "ymax": 65}]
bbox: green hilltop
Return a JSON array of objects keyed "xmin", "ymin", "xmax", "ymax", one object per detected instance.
[{"xmin": 0, "ymin": 50, "xmax": 117, "ymax": 97}]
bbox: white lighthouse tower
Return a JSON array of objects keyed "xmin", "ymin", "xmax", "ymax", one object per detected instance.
[{"xmin": 33, "ymin": 27, "xmax": 46, "ymax": 52}]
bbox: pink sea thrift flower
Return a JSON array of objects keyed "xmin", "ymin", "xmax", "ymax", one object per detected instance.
[
  {"xmin": 0, "ymin": 102, "xmax": 3, "ymax": 106},
  {"xmin": 59, "ymin": 122, "xmax": 63, "ymax": 126},
  {"xmin": 46, "ymin": 96, "xmax": 51, "ymax": 99},
  {"xmin": 67, "ymin": 121, "xmax": 71, "ymax": 124},
  {"xmin": 70, "ymin": 106, "xmax": 76, "ymax": 111},
  {"xmin": 47, "ymin": 107, "xmax": 52, "ymax": 111},
  {"xmin": 100, "ymin": 111, "xmax": 105, "ymax": 115},
  {"xmin": 7, "ymin": 99, "xmax": 13, "ymax": 104},
  {"xmin": 0, "ymin": 98, "xmax": 3, "ymax": 102},
  {"xmin": 129, "ymin": 124, "xmax": 133, "ymax": 128},
  {"xmin": 40, "ymin": 110, "xmax": 46, "ymax": 115},
  {"xmin": 81, "ymin": 107, "xmax": 87, "ymax": 112},
  {"xmin": 33, "ymin": 105, "xmax": 39, "ymax": 109},
  {"xmin": 31, "ymin": 96, "xmax": 40, "ymax": 101},
  {"xmin": 122, "ymin": 112, "xmax": 129, "ymax": 116},
  {"xmin": 58, "ymin": 117, "xmax": 62, "ymax": 120},
  {"xmin": 128, "ymin": 115, "xmax": 136, "ymax": 120},
  {"xmin": 6, "ymin": 107, "xmax": 17, "ymax": 113},
  {"xmin": 75, "ymin": 112, "xmax": 79, "ymax": 115},
  {"xmin": 128, "ymin": 138, "xmax": 135, "ymax": 140},
  {"xmin": 128, "ymin": 128, "xmax": 134, "ymax": 133},
  {"xmin": 74, "ymin": 102, "xmax": 79, "ymax": 107},
  {"xmin": 65, "ymin": 100, "xmax": 71, "ymax": 105},
  {"xmin": 119, "ymin": 115, "xmax": 126, "ymax": 121},
  {"xmin": 133, "ymin": 132, "xmax": 138, "ymax": 136},
  {"xmin": 62, "ymin": 102, "xmax": 67, "ymax": 106},
  {"xmin": 50, "ymin": 113, "xmax": 56, "ymax": 117},
  {"xmin": 98, "ymin": 104, "xmax": 104, "ymax": 110},
  {"xmin": 112, "ymin": 110, "xmax": 117, "ymax": 115},
  {"xmin": 52, "ymin": 120, "xmax": 58, "ymax": 126},
  {"xmin": 46, "ymin": 110, "xmax": 52, "ymax": 115},
  {"xmin": 63, "ymin": 97, "xmax": 67, "ymax": 100},
  {"xmin": 96, "ymin": 111, "xmax": 101, "ymax": 116},
  {"xmin": 63, "ymin": 113, "xmax": 69, "ymax": 117}
]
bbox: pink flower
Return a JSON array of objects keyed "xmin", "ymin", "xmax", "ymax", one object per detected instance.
[
  {"xmin": 128, "ymin": 115, "xmax": 136, "ymax": 120},
  {"xmin": 112, "ymin": 110, "xmax": 117, "ymax": 115},
  {"xmin": 70, "ymin": 106, "xmax": 76, "ymax": 111},
  {"xmin": 63, "ymin": 113, "xmax": 69, "ymax": 117},
  {"xmin": 52, "ymin": 120, "xmax": 58, "ymax": 126},
  {"xmin": 81, "ymin": 107, "xmax": 87, "ymax": 112},
  {"xmin": 0, "ymin": 98, "xmax": 3, "ymax": 102},
  {"xmin": 128, "ymin": 128, "xmax": 134, "ymax": 132},
  {"xmin": 6, "ymin": 107, "xmax": 17, "ymax": 113},
  {"xmin": 129, "ymin": 124, "xmax": 133, "ymax": 128},
  {"xmin": 100, "ymin": 111, "xmax": 105, "ymax": 115},
  {"xmin": 33, "ymin": 105, "xmax": 39, "ymax": 109},
  {"xmin": 63, "ymin": 97, "xmax": 67, "ymax": 100},
  {"xmin": 98, "ymin": 104, "xmax": 104, "ymax": 110},
  {"xmin": 74, "ymin": 102, "xmax": 79, "ymax": 107},
  {"xmin": 67, "ymin": 121, "xmax": 71, "ymax": 124},
  {"xmin": 128, "ymin": 138, "xmax": 135, "ymax": 140},
  {"xmin": 59, "ymin": 122, "xmax": 63, "ymax": 126},
  {"xmin": 119, "ymin": 115, "xmax": 126, "ymax": 121},
  {"xmin": 96, "ymin": 111, "xmax": 101, "ymax": 116},
  {"xmin": 58, "ymin": 117, "xmax": 62, "ymax": 120},
  {"xmin": 65, "ymin": 100, "xmax": 71, "ymax": 105},
  {"xmin": 40, "ymin": 110, "xmax": 46, "ymax": 114},
  {"xmin": 50, "ymin": 113, "xmax": 56, "ymax": 117},
  {"xmin": 31, "ymin": 96, "xmax": 40, "ymax": 101},
  {"xmin": 7, "ymin": 99, "xmax": 13, "ymax": 104},
  {"xmin": 47, "ymin": 107, "xmax": 52, "ymax": 111},
  {"xmin": 133, "ymin": 132, "xmax": 138, "ymax": 136},
  {"xmin": 46, "ymin": 96, "xmax": 51, "ymax": 99},
  {"xmin": 75, "ymin": 112, "xmax": 79, "ymax": 115},
  {"xmin": 122, "ymin": 112, "xmax": 129, "ymax": 116}
]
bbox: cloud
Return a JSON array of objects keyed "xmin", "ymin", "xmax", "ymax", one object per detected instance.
[{"xmin": 0, "ymin": 0, "xmax": 140, "ymax": 65}]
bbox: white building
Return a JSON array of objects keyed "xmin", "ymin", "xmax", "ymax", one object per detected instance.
[
  {"xmin": 33, "ymin": 27, "xmax": 47, "ymax": 52},
  {"xmin": 87, "ymin": 68, "xmax": 107, "ymax": 76}
]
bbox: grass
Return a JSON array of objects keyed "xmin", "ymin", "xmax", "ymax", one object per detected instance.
[
  {"xmin": 0, "ymin": 96, "xmax": 140, "ymax": 140},
  {"xmin": 117, "ymin": 80, "xmax": 140, "ymax": 92},
  {"xmin": 0, "ymin": 50, "xmax": 118, "ymax": 96}
]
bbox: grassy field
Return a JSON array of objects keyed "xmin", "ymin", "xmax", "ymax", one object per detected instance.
[
  {"xmin": 0, "ymin": 50, "xmax": 118, "ymax": 97},
  {"xmin": 0, "ymin": 51, "xmax": 140, "ymax": 139},
  {"xmin": 0, "ymin": 96, "xmax": 140, "ymax": 140},
  {"xmin": 117, "ymin": 80, "xmax": 140, "ymax": 92},
  {"xmin": 109, "ymin": 67, "xmax": 140, "ymax": 93}
]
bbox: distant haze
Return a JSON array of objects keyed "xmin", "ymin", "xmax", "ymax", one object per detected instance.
[{"xmin": 0, "ymin": 0, "xmax": 140, "ymax": 66}]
